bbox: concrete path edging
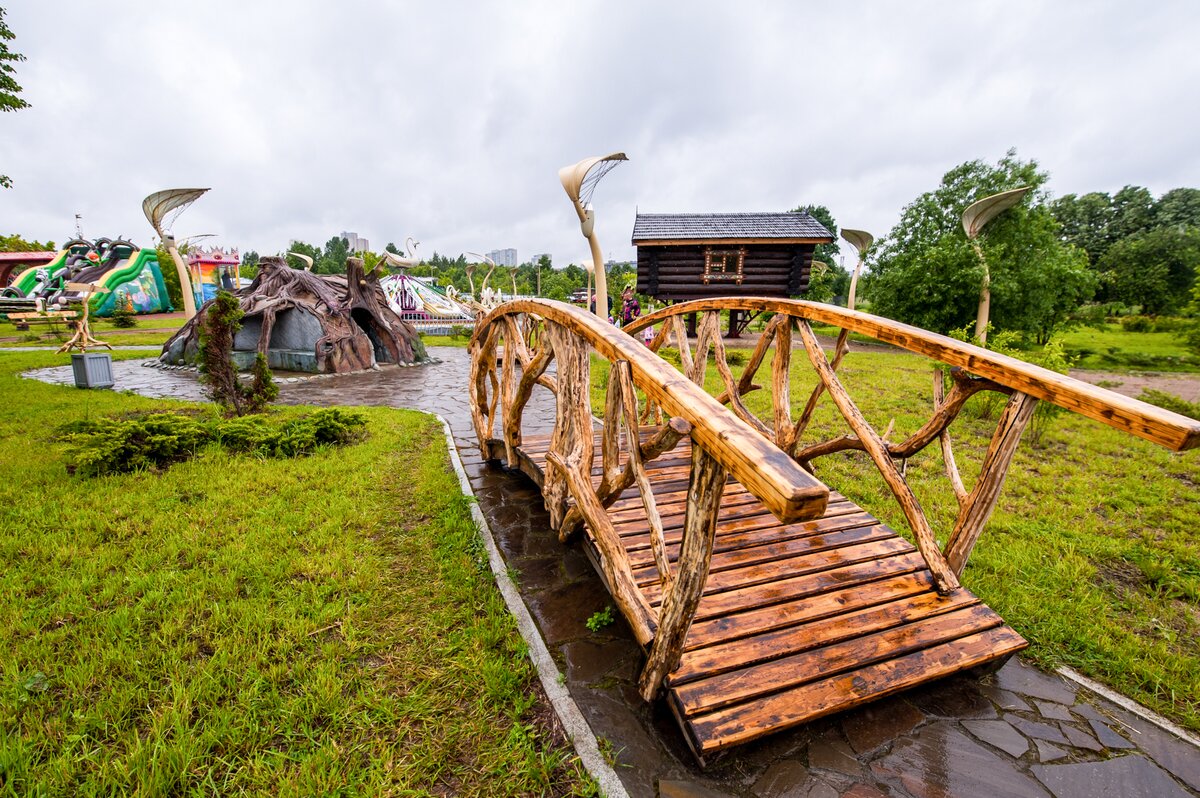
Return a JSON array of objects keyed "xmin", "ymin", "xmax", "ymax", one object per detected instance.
[
  {"xmin": 433, "ymin": 413, "xmax": 630, "ymax": 798},
  {"xmin": 1058, "ymin": 666, "xmax": 1200, "ymax": 750}
]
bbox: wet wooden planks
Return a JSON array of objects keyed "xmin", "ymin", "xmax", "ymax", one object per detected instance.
[{"xmin": 489, "ymin": 430, "xmax": 1027, "ymax": 760}]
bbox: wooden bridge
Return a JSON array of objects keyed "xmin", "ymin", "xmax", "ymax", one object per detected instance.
[{"xmin": 467, "ymin": 297, "xmax": 1200, "ymax": 762}]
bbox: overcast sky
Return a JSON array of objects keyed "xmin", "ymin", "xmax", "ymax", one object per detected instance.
[{"xmin": 1, "ymin": 1, "xmax": 1197, "ymax": 267}]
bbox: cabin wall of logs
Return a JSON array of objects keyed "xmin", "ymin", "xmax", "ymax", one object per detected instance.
[
  {"xmin": 468, "ymin": 297, "xmax": 1199, "ymax": 702},
  {"xmin": 635, "ymin": 244, "xmax": 817, "ymax": 300}
]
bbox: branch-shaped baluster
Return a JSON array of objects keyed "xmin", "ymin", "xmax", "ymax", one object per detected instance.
[
  {"xmin": 546, "ymin": 451, "xmax": 657, "ymax": 646},
  {"xmin": 614, "ymin": 361, "xmax": 673, "ymax": 595},
  {"xmin": 772, "ymin": 316, "xmax": 793, "ymax": 450},
  {"xmin": 934, "ymin": 370, "xmax": 968, "ymax": 508},
  {"xmin": 543, "ymin": 324, "xmax": 594, "ymax": 532},
  {"xmin": 714, "ymin": 313, "xmax": 778, "ymax": 405},
  {"xmin": 788, "ymin": 326, "xmax": 852, "ymax": 454},
  {"xmin": 559, "ymin": 418, "xmax": 691, "ymax": 540},
  {"xmin": 639, "ymin": 442, "xmax": 727, "ymax": 699},
  {"xmin": 708, "ymin": 316, "xmax": 772, "ymax": 439},
  {"xmin": 689, "ymin": 311, "xmax": 720, "ymax": 385},
  {"xmin": 503, "ymin": 337, "xmax": 555, "ymax": 465},
  {"xmin": 469, "ymin": 323, "xmax": 500, "ymax": 458},
  {"xmin": 499, "ymin": 318, "xmax": 519, "ymax": 467},
  {"xmin": 795, "ymin": 319, "xmax": 960, "ymax": 594},
  {"xmin": 601, "ymin": 361, "xmax": 625, "ymax": 493},
  {"xmin": 641, "ymin": 323, "xmax": 672, "ymax": 425},
  {"xmin": 793, "ymin": 370, "xmax": 1006, "ymax": 463},
  {"xmin": 943, "ymin": 391, "xmax": 1038, "ymax": 576},
  {"xmin": 670, "ymin": 315, "xmax": 695, "ymax": 381}
]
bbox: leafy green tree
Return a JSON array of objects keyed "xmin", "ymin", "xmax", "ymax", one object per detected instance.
[
  {"xmin": 869, "ymin": 150, "xmax": 1095, "ymax": 343},
  {"xmin": 1, "ymin": 7, "xmax": 31, "ymax": 189},
  {"xmin": 0, "ymin": 232, "xmax": 53, "ymax": 251},
  {"xmin": 315, "ymin": 236, "xmax": 349, "ymax": 274},
  {"xmin": 791, "ymin": 203, "xmax": 849, "ymax": 303},
  {"xmin": 1155, "ymin": 188, "xmax": 1200, "ymax": 230},
  {"xmin": 1098, "ymin": 227, "xmax": 1200, "ymax": 315},
  {"xmin": 239, "ymin": 249, "xmax": 260, "ymax": 280},
  {"xmin": 1051, "ymin": 191, "xmax": 1118, "ymax": 265},
  {"xmin": 285, "ymin": 241, "xmax": 320, "ymax": 272},
  {"xmin": 155, "ymin": 244, "xmax": 184, "ymax": 308}
]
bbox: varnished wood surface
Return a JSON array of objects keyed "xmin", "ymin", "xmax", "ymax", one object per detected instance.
[
  {"xmin": 626, "ymin": 297, "xmax": 1200, "ymax": 452},
  {"xmin": 471, "ymin": 299, "xmax": 831, "ymax": 524},
  {"xmin": 493, "ymin": 431, "xmax": 1027, "ymax": 758}
]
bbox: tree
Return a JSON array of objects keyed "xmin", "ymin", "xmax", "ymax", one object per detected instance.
[
  {"xmin": 1, "ymin": 7, "xmax": 31, "ymax": 189},
  {"xmin": 314, "ymin": 236, "xmax": 349, "ymax": 274},
  {"xmin": 1155, "ymin": 188, "xmax": 1200, "ymax": 231},
  {"xmin": 1051, "ymin": 191, "xmax": 1118, "ymax": 265},
  {"xmin": 155, "ymin": 244, "xmax": 184, "ymax": 308},
  {"xmin": 1098, "ymin": 227, "xmax": 1200, "ymax": 315},
  {"xmin": 0, "ymin": 232, "xmax": 53, "ymax": 251},
  {"xmin": 869, "ymin": 150, "xmax": 1095, "ymax": 343},
  {"xmin": 791, "ymin": 203, "xmax": 849, "ymax": 303},
  {"xmin": 285, "ymin": 241, "xmax": 320, "ymax": 272}
]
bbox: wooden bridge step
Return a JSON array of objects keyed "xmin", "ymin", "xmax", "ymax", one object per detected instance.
[
  {"xmin": 494, "ymin": 431, "xmax": 1026, "ymax": 758},
  {"xmin": 677, "ymin": 625, "xmax": 1027, "ymax": 755}
]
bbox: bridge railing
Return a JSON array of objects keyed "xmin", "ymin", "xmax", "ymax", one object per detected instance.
[
  {"xmin": 468, "ymin": 299, "xmax": 830, "ymax": 698},
  {"xmin": 625, "ymin": 297, "xmax": 1200, "ymax": 597}
]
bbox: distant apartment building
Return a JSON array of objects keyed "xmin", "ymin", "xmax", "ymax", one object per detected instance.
[
  {"xmin": 529, "ymin": 252, "xmax": 551, "ymax": 266},
  {"xmin": 341, "ymin": 231, "xmax": 370, "ymax": 253},
  {"xmin": 487, "ymin": 248, "xmax": 518, "ymax": 267}
]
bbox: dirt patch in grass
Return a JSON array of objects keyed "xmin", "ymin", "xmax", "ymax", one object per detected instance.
[{"xmin": 1071, "ymin": 369, "xmax": 1200, "ymax": 403}]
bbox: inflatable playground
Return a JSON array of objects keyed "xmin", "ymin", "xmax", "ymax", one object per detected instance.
[
  {"xmin": 379, "ymin": 270, "xmax": 476, "ymax": 334},
  {"xmin": 1, "ymin": 238, "xmax": 173, "ymax": 316}
]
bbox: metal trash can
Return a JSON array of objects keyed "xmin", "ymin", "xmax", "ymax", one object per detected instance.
[{"xmin": 71, "ymin": 352, "xmax": 114, "ymax": 389}]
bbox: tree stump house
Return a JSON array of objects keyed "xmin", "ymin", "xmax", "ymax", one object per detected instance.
[{"xmin": 633, "ymin": 212, "xmax": 834, "ymax": 336}]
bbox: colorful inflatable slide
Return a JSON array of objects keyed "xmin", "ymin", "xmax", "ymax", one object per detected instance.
[{"xmin": 2, "ymin": 238, "xmax": 173, "ymax": 316}]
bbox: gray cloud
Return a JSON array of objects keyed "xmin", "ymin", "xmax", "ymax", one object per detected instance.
[{"xmin": 1, "ymin": 1, "xmax": 1197, "ymax": 267}]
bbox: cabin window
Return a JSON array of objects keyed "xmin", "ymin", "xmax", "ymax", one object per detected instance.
[{"xmin": 703, "ymin": 248, "xmax": 745, "ymax": 284}]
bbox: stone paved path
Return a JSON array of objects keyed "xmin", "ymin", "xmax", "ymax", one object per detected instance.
[{"xmin": 25, "ymin": 350, "xmax": 1200, "ymax": 798}]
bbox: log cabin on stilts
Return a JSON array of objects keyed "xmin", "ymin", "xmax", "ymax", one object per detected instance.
[{"xmin": 633, "ymin": 211, "xmax": 834, "ymax": 337}]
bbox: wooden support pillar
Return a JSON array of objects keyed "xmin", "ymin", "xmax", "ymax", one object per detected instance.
[
  {"xmin": 639, "ymin": 443, "xmax": 726, "ymax": 700},
  {"xmin": 686, "ymin": 312, "xmax": 697, "ymax": 338},
  {"xmin": 944, "ymin": 391, "xmax": 1038, "ymax": 576},
  {"xmin": 726, "ymin": 309, "xmax": 741, "ymax": 339}
]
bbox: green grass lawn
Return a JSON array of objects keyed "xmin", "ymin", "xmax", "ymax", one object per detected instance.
[
  {"xmin": 1058, "ymin": 323, "xmax": 1197, "ymax": 372},
  {"xmin": 0, "ymin": 352, "xmax": 594, "ymax": 796},
  {"xmin": 593, "ymin": 348, "xmax": 1200, "ymax": 730}
]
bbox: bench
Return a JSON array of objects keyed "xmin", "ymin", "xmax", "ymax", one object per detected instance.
[{"xmin": 7, "ymin": 311, "xmax": 78, "ymax": 332}]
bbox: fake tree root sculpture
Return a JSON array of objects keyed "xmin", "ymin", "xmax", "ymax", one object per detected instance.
[{"xmin": 160, "ymin": 256, "xmax": 426, "ymax": 374}]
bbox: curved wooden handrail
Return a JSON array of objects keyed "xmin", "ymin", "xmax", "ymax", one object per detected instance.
[
  {"xmin": 471, "ymin": 299, "xmax": 831, "ymax": 523},
  {"xmin": 627, "ymin": 297, "xmax": 1200, "ymax": 452}
]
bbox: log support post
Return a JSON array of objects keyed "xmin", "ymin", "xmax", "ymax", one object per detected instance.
[
  {"xmin": 944, "ymin": 391, "xmax": 1038, "ymax": 576},
  {"xmin": 639, "ymin": 443, "xmax": 726, "ymax": 700}
]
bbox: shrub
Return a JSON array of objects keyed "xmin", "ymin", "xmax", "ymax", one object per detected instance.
[
  {"xmin": 61, "ymin": 409, "xmax": 368, "ymax": 476},
  {"xmin": 1138, "ymin": 389, "xmax": 1200, "ymax": 421},
  {"xmin": 1120, "ymin": 315, "xmax": 1154, "ymax": 333},
  {"xmin": 108, "ymin": 300, "xmax": 138, "ymax": 329}
]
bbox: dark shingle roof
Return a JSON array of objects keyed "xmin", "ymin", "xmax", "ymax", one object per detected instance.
[{"xmin": 632, "ymin": 212, "xmax": 833, "ymax": 243}]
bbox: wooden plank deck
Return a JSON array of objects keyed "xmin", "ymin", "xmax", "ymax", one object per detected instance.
[{"xmin": 488, "ymin": 429, "xmax": 1027, "ymax": 761}]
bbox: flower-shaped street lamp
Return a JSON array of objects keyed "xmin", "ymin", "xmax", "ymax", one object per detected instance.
[
  {"xmin": 558, "ymin": 153, "xmax": 627, "ymax": 318},
  {"xmin": 961, "ymin": 187, "xmax": 1030, "ymax": 344}
]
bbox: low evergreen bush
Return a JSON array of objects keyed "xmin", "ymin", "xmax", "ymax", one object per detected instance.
[{"xmin": 60, "ymin": 409, "xmax": 367, "ymax": 476}]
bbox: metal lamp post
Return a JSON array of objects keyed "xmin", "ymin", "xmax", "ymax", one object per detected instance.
[
  {"xmin": 961, "ymin": 187, "xmax": 1030, "ymax": 344},
  {"xmin": 558, "ymin": 153, "xmax": 627, "ymax": 319}
]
